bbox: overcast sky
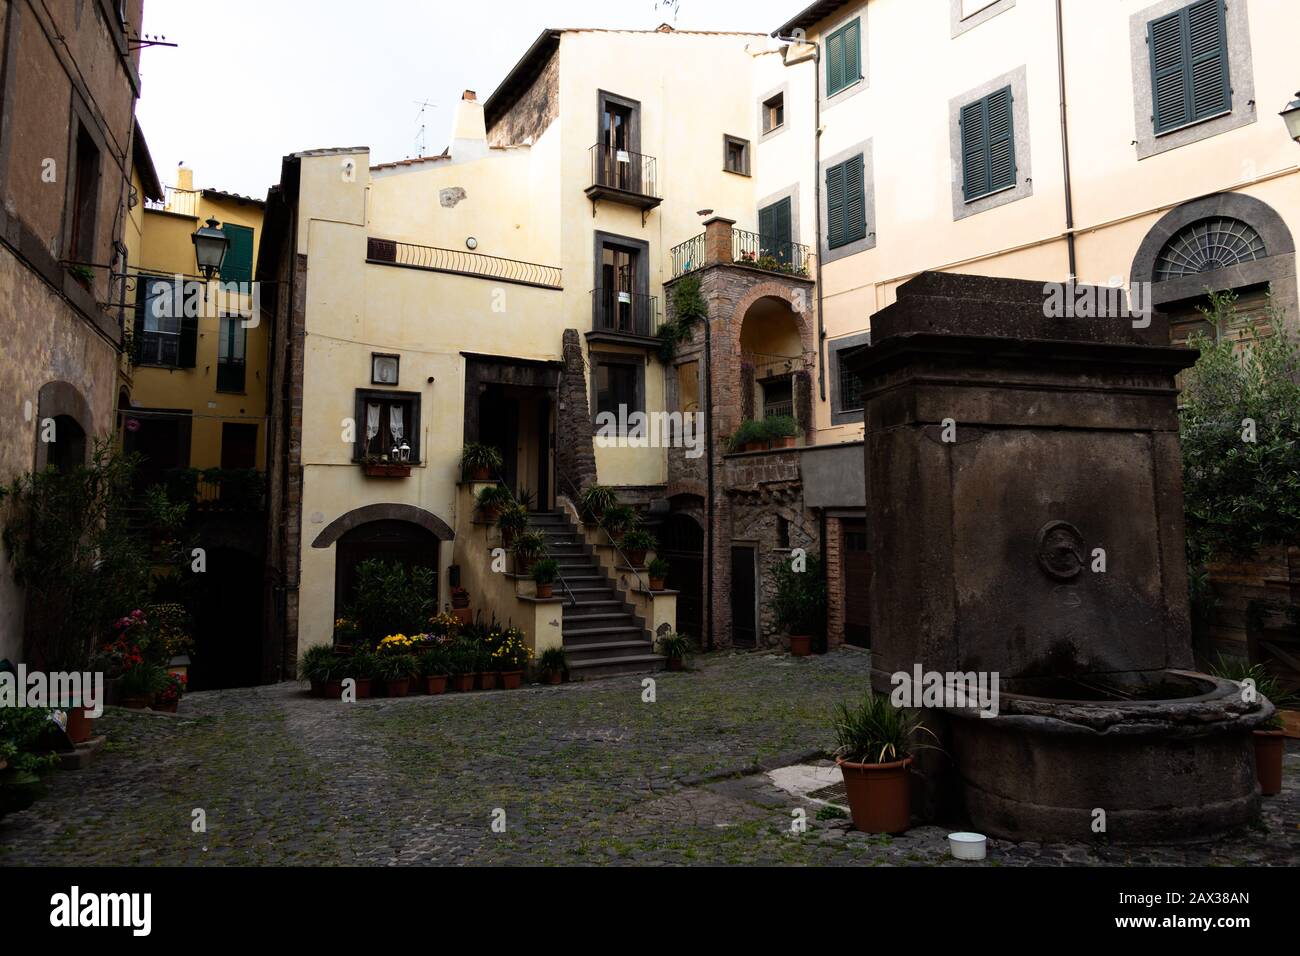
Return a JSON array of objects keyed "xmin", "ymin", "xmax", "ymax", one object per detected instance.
[{"xmin": 136, "ymin": 0, "xmax": 797, "ymax": 199}]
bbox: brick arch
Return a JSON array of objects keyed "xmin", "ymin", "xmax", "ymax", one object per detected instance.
[
  {"xmin": 728, "ymin": 282, "xmax": 816, "ymax": 359},
  {"xmin": 311, "ymin": 503, "xmax": 455, "ymax": 549}
]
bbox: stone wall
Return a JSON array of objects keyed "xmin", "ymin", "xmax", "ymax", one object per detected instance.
[
  {"xmin": 555, "ymin": 328, "xmax": 597, "ymax": 497},
  {"xmin": 486, "ymin": 47, "xmax": 559, "ymax": 148}
]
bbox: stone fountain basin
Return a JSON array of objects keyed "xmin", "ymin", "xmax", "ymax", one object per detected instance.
[{"xmin": 942, "ymin": 670, "xmax": 1273, "ymax": 843}]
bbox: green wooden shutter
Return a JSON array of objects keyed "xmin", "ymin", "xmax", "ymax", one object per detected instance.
[
  {"xmin": 960, "ymin": 99, "xmax": 987, "ymax": 201},
  {"xmin": 1187, "ymin": 0, "xmax": 1230, "ymax": 121},
  {"xmin": 1149, "ymin": 0, "xmax": 1230, "ymax": 135},
  {"xmin": 826, "ymin": 18, "xmax": 860, "ymax": 96},
  {"xmin": 220, "ymin": 223, "xmax": 254, "ymax": 288},
  {"xmin": 178, "ymin": 314, "xmax": 198, "ymax": 369},
  {"xmin": 986, "ymin": 86, "xmax": 1016, "ymax": 193},
  {"xmin": 843, "ymin": 154, "xmax": 866, "ymax": 244},
  {"xmin": 760, "ymin": 198, "xmax": 793, "ymax": 263},
  {"xmin": 843, "ymin": 19, "xmax": 861, "ymax": 90},
  {"xmin": 825, "ymin": 162, "xmax": 846, "ymax": 248},
  {"xmin": 826, "ymin": 29, "xmax": 844, "ymax": 95}
]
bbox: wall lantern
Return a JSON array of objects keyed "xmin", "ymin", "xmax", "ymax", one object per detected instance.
[
  {"xmin": 1281, "ymin": 93, "xmax": 1300, "ymax": 143},
  {"xmin": 191, "ymin": 217, "xmax": 229, "ymax": 279},
  {"xmin": 399, "ymin": 442, "xmax": 412, "ymax": 463}
]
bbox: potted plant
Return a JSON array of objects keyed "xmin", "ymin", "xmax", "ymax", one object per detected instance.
[
  {"xmin": 462, "ymin": 443, "xmax": 503, "ymax": 481},
  {"xmin": 300, "ymin": 644, "xmax": 341, "ymax": 698},
  {"xmin": 476, "ymin": 484, "xmax": 511, "ymax": 524},
  {"xmin": 517, "ymin": 488, "xmax": 535, "ymax": 512},
  {"xmin": 831, "ymin": 691, "xmax": 935, "ymax": 834},
  {"xmin": 418, "ymin": 646, "xmax": 450, "ymax": 694},
  {"xmin": 450, "ymin": 586, "xmax": 473, "ymax": 626},
  {"xmin": 347, "ymin": 648, "xmax": 375, "ymax": 699},
  {"xmin": 1210, "ymin": 656, "xmax": 1298, "ymax": 795},
  {"xmin": 577, "ymin": 484, "xmax": 618, "ymax": 526},
  {"xmin": 376, "ymin": 651, "xmax": 418, "ymax": 698},
  {"xmin": 620, "ymin": 529, "xmax": 656, "ymax": 568},
  {"xmin": 656, "ymin": 632, "xmax": 690, "ymax": 671},
  {"xmin": 154, "ymin": 673, "xmax": 186, "ymax": 713},
  {"xmin": 447, "ymin": 640, "xmax": 476, "ymax": 692},
  {"xmin": 360, "ymin": 454, "xmax": 412, "ymax": 479},
  {"xmin": 539, "ymin": 647, "xmax": 567, "ymax": 685},
  {"xmin": 764, "ymin": 415, "xmax": 798, "ymax": 449},
  {"xmin": 602, "ymin": 504, "xmax": 637, "ymax": 538},
  {"xmin": 493, "ymin": 628, "xmax": 532, "ymax": 689},
  {"xmin": 531, "ymin": 558, "xmax": 559, "ymax": 599},
  {"xmin": 728, "ymin": 419, "xmax": 767, "ymax": 453},
  {"xmin": 647, "ymin": 557, "xmax": 670, "ymax": 591},
  {"xmin": 767, "ymin": 554, "xmax": 826, "ymax": 657},
  {"xmin": 119, "ymin": 661, "xmax": 167, "ymax": 709},
  {"xmin": 513, "ymin": 530, "xmax": 548, "ymax": 576},
  {"xmin": 497, "ymin": 503, "xmax": 528, "ymax": 548},
  {"xmin": 474, "ymin": 642, "xmax": 497, "ymax": 690}
]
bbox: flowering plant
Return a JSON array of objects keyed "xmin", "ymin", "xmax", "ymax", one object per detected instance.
[
  {"xmin": 377, "ymin": 634, "xmax": 417, "ymax": 655},
  {"xmin": 334, "ymin": 617, "xmax": 360, "ymax": 643},
  {"xmin": 491, "ymin": 629, "xmax": 532, "ymax": 671},
  {"xmin": 147, "ymin": 603, "xmax": 194, "ymax": 659},
  {"xmin": 158, "ymin": 672, "xmax": 187, "ymax": 704},
  {"xmin": 428, "ymin": 611, "xmax": 462, "ymax": 638}
]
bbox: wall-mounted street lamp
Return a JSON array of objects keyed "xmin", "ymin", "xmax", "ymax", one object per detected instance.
[
  {"xmin": 1281, "ymin": 93, "xmax": 1300, "ymax": 143},
  {"xmin": 191, "ymin": 217, "xmax": 229, "ymax": 279}
]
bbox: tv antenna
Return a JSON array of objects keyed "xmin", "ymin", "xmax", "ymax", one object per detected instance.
[
  {"xmin": 413, "ymin": 99, "xmax": 437, "ymax": 157},
  {"xmin": 654, "ymin": 0, "xmax": 681, "ymax": 25}
]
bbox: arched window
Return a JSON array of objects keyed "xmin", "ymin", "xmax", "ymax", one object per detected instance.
[
  {"xmin": 47, "ymin": 415, "xmax": 86, "ymax": 474},
  {"xmin": 1153, "ymin": 218, "xmax": 1266, "ymax": 281}
]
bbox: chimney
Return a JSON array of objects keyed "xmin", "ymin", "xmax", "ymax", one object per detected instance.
[
  {"xmin": 450, "ymin": 89, "xmax": 487, "ymax": 161},
  {"xmin": 176, "ymin": 165, "xmax": 194, "ymax": 191}
]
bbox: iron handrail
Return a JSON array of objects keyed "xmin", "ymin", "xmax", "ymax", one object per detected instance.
[{"xmin": 561, "ymin": 476, "xmax": 646, "ymax": 594}]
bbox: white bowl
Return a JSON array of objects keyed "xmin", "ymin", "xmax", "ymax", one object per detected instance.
[{"xmin": 948, "ymin": 831, "xmax": 987, "ymax": 860}]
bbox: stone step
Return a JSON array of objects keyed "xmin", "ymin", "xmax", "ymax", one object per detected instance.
[
  {"xmin": 566, "ymin": 654, "xmax": 666, "ymax": 680},
  {"xmin": 562, "ymin": 625, "xmax": 646, "ymax": 645},
  {"xmin": 563, "ymin": 640, "xmax": 657, "ymax": 663},
  {"xmin": 563, "ymin": 610, "xmax": 633, "ymax": 624}
]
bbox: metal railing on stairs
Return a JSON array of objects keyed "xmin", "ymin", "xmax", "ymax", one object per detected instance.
[
  {"xmin": 491, "ymin": 471, "xmax": 578, "ymax": 608},
  {"xmin": 561, "ymin": 476, "xmax": 646, "ymax": 594}
]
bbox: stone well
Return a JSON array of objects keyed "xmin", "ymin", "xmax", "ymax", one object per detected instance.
[{"xmin": 848, "ymin": 272, "xmax": 1271, "ymax": 842}]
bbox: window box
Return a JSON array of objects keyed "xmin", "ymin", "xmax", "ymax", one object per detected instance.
[{"xmin": 361, "ymin": 461, "xmax": 412, "ymax": 479}]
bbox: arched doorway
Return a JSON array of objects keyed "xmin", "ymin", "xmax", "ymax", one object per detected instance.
[
  {"xmin": 333, "ymin": 520, "xmax": 440, "ymax": 619},
  {"xmin": 46, "ymin": 415, "xmax": 86, "ymax": 473},
  {"xmin": 659, "ymin": 512, "xmax": 704, "ymax": 643},
  {"xmin": 188, "ymin": 546, "xmax": 264, "ymax": 690}
]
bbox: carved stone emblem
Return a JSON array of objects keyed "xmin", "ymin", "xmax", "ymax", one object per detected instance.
[{"xmin": 1036, "ymin": 521, "xmax": 1084, "ymax": 581}]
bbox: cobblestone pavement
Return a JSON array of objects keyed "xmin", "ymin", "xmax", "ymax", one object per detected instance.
[{"xmin": 1, "ymin": 648, "xmax": 1296, "ymax": 866}]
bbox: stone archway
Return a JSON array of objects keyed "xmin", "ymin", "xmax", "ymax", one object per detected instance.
[
  {"xmin": 312, "ymin": 503, "xmax": 455, "ymax": 549},
  {"xmin": 34, "ymin": 381, "xmax": 94, "ymax": 472}
]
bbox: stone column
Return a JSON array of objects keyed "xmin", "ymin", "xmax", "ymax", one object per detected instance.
[{"xmin": 556, "ymin": 329, "xmax": 598, "ymax": 496}]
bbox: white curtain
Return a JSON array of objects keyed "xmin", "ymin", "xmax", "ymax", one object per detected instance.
[
  {"xmin": 388, "ymin": 404, "xmax": 404, "ymax": 445},
  {"xmin": 365, "ymin": 403, "xmax": 381, "ymax": 452}
]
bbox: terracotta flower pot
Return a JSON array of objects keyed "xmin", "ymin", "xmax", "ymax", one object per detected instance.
[
  {"xmin": 500, "ymin": 670, "xmax": 523, "ymax": 690},
  {"xmin": 309, "ymin": 680, "xmax": 326, "ymax": 698},
  {"xmin": 478, "ymin": 671, "xmax": 497, "ymax": 691},
  {"xmin": 544, "ymin": 670, "xmax": 562, "ymax": 685},
  {"xmin": 425, "ymin": 675, "xmax": 448, "ymax": 695},
  {"xmin": 471, "ymin": 466, "xmax": 491, "ymax": 480},
  {"xmin": 480, "ymin": 505, "xmax": 501, "ymax": 524},
  {"xmin": 385, "ymin": 678, "xmax": 410, "ymax": 698},
  {"xmin": 354, "ymin": 678, "xmax": 372, "ymax": 700},
  {"xmin": 536, "ymin": 583, "xmax": 554, "ymax": 599},
  {"xmin": 324, "ymin": 679, "xmax": 344, "ymax": 700},
  {"xmin": 667, "ymin": 657, "xmax": 685, "ymax": 672},
  {"xmin": 155, "ymin": 700, "xmax": 178, "ymax": 714},
  {"xmin": 452, "ymin": 607, "xmax": 473, "ymax": 627},
  {"xmin": 789, "ymin": 634, "xmax": 812, "ymax": 657},
  {"xmin": 121, "ymin": 696, "xmax": 150, "ymax": 710},
  {"xmin": 451, "ymin": 673, "xmax": 474, "ymax": 692},
  {"xmin": 407, "ymin": 674, "xmax": 426, "ymax": 694},
  {"xmin": 65, "ymin": 706, "xmax": 93, "ymax": 744},
  {"xmin": 648, "ymin": 576, "xmax": 665, "ymax": 591},
  {"xmin": 773, "ymin": 436, "xmax": 796, "ymax": 449},
  {"xmin": 837, "ymin": 756, "xmax": 912, "ymax": 834},
  {"xmin": 624, "ymin": 549, "xmax": 647, "ymax": 568},
  {"xmin": 1254, "ymin": 729, "xmax": 1285, "ymax": 795}
]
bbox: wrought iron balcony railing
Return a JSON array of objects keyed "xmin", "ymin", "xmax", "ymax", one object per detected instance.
[
  {"xmin": 367, "ymin": 237, "xmax": 562, "ymax": 290},
  {"xmin": 671, "ymin": 233, "xmax": 706, "ymax": 279},
  {"xmin": 731, "ymin": 228, "xmax": 812, "ymax": 278},
  {"xmin": 586, "ymin": 145, "xmax": 661, "ymax": 215},
  {"xmin": 591, "ymin": 287, "xmax": 660, "ymax": 338}
]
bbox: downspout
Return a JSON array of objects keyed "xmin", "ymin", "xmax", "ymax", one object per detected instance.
[
  {"xmin": 1055, "ymin": 0, "xmax": 1077, "ymax": 280},
  {"xmin": 704, "ymin": 305, "xmax": 715, "ymax": 652}
]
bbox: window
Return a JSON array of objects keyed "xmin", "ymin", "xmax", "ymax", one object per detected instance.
[
  {"xmin": 1153, "ymin": 217, "xmax": 1265, "ymax": 281},
  {"xmin": 69, "ymin": 124, "xmax": 101, "ymax": 264},
  {"xmin": 593, "ymin": 232, "xmax": 651, "ymax": 337},
  {"xmin": 762, "ymin": 93, "xmax": 785, "ymax": 134},
  {"xmin": 676, "ymin": 360, "xmax": 700, "ymax": 415},
  {"xmin": 217, "ymin": 316, "xmax": 248, "ymax": 392},
  {"xmin": 136, "ymin": 276, "xmax": 196, "ymax": 368},
  {"xmin": 762, "ymin": 377, "xmax": 793, "ymax": 419},
  {"xmin": 354, "ymin": 389, "xmax": 421, "ymax": 463},
  {"xmin": 220, "ymin": 223, "xmax": 254, "ymax": 288},
  {"xmin": 371, "ymin": 353, "xmax": 400, "ymax": 385},
  {"xmin": 825, "ymin": 18, "xmax": 862, "ymax": 97},
  {"xmin": 829, "ymin": 332, "xmax": 870, "ymax": 424},
  {"xmin": 759, "ymin": 197, "xmax": 793, "ymax": 265},
  {"xmin": 1147, "ymin": 0, "xmax": 1230, "ymax": 135},
  {"xmin": 724, "ymin": 135, "xmax": 750, "ymax": 176},
  {"xmin": 960, "ymin": 85, "xmax": 1016, "ymax": 201},
  {"xmin": 839, "ymin": 361, "xmax": 864, "ymax": 412},
  {"xmin": 776, "ymin": 515, "xmax": 790, "ymax": 550},
  {"xmin": 825, "ymin": 154, "xmax": 866, "ymax": 249},
  {"xmin": 592, "ymin": 353, "xmax": 644, "ymax": 431}
]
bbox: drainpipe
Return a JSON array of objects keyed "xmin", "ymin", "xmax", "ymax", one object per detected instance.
[
  {"xmin": 703, "ymin": 310, "xmax": 715, "ymax": 652},
  {"xmin": 777, "ymin": 37, "xmax": 827, "ymax": 401},
  {"xmin": 1055, "ymin": 0, "xmax": 1077, "ymax": 280}
]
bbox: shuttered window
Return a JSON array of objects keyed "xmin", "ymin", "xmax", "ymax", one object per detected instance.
[
  {"xmin": 1148, "ymin": 0, "xmax": 1231, "ymax": 135},
  {"xmin": 960, "ymin": 86, "xmax": 1016, "ymax": 202},
  {"xmin": 825, "ymin": 154, "xmax": 866, "ymax": 250},
  {"xmin": 825, "ymin": 18, "xmax": 861, "ymax": 97},
  {"xmin": 220, "ymin": 223, "xmax": 254, "ymax": 288},
  {"xmin": 759, "ymin": 197, "xmax": 792, "ymax": 264}
]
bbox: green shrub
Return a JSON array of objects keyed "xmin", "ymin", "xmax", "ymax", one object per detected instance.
[
  {"xmin": 762, "ymin": 415, "xmax": 797, "ymax": 439},
  {"xmin": 538, "ymin": 647, "xmax": 567, "ymax": 672},
  {"xmin": 831, "ymin": 692, "xmax": 935, "ymax": 765},
  {"xmin": 299, "ymin": 644, "xmax": 340, "ymax": 682},
  {"xmin": 766, "ymin": 554, "xmax": 827, "ymax": 636},
  {"xmin": 656, "ymin": 632, "xmax": 691, "ymax": 660},
  {"xmin": 531, "ymin": 558, "xmax": 558, "ymax": 584},
  {"xmin": 728, "ymin": 419, "xmax": 767, "ymax": 452},
  {"xmin": 344, "ymin": 560, "xmax": 436, "ymax": 645},
  {"xmin": 647, "ymin": 557, "xmax": 670, "ymax": 577},
  {"xmin": 461, "ymin": 443, "xmax": 503, "ymax": 475}
]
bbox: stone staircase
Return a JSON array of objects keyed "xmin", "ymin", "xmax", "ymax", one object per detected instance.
[{"xmin": 527, "ymin": 510, "xmax": 664, "ymax": 679}]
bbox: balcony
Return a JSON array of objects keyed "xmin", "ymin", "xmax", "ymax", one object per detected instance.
[
  {"xmin": 367, "ymin": 237, "xmax": 562, "ymax": 290},
  {"xmin": 585, "ymin": 145, "xmax": 661, "ymax": 221},
  {"xmin": 587, "ymin": 287, "xmax": 661, "ymax": 348},
  {"xmin": 671, "ymin": 228, "xmax": 812, "ymax": 280}
]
